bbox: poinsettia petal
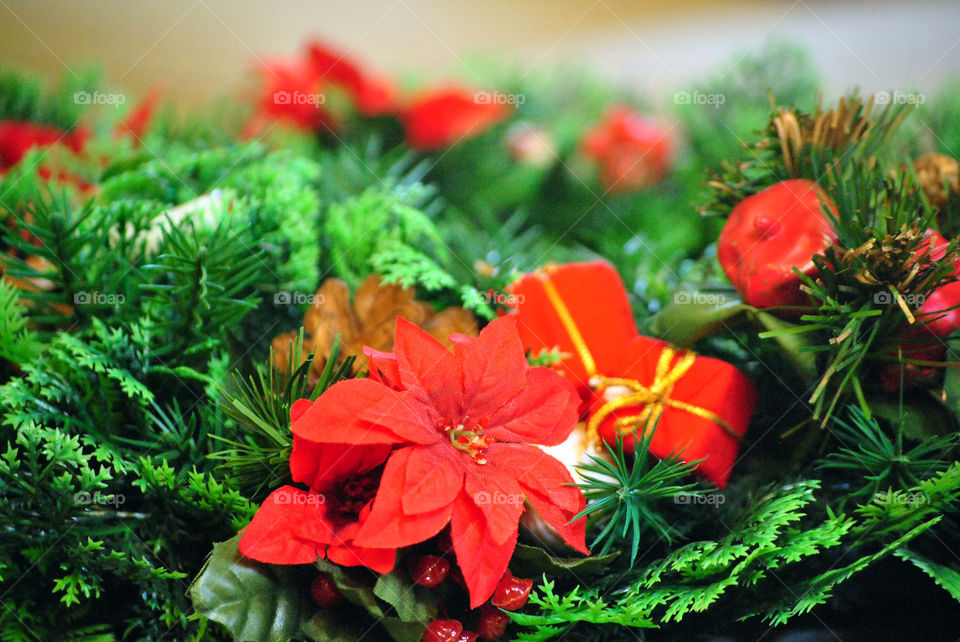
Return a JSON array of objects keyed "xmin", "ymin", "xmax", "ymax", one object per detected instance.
[
  {"xmin": 292, "ymin": 378, "xmax": 406, "ymax": 445},
  {"xmin": 364, "ymin": 346, "xmax": 402, "ymax": 389},
  {"xmin": 523, "ymin": 487, "xmax": 589, "ymax": 555},
  {"xmin": 352, "ymin": 447, "xmax": 453, "ymax": 548},
  {"xmin": 455, "ymin": 316, "xmax": 528, "ymax": 418},
  {"xmin": 490, "ymin": 443, "xmax": 583, "ymax": 513},
  {"xmin": 326, "ymin": 541, "xmax": 396, "ymax": 575},
  {"xmin": 450, "ymin": 490, "xmax": 519, "ymax": 608},
  {"xmin": 238, "ymin": 486, "xmax": 332, "ymax": 564},
  {"xmin": 290, "ymin": 438, "xmax": 391, "ymax": 492},
  {"xmin": 401, "ymin": 443, "xmax": 464, "ymax": 515},
  {"xmin": 486, "ymin": 367, "xmax": 580, "ymax": 446},
  {"xmin": 393, "ymin": 317, "xmax": 462, "ymax": 421},
  {"xmin": 359, "ymin": 388, "xmax": 442, "ymax": 445},
  {"xmin": 290, "ymin": 398, "xmax": 314, "ymax": 423},
  {"xmin": 463, "ymin": 465, "xmax": 524, "ymax": 546}
]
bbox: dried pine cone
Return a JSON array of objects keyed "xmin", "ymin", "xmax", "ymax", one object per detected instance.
[
  {"xmin": 915, "ymin": 152, "xmax": 959, "ymax": 211},
  {"xmin": 272, "ymin": 275, "xmax": 478, "ymax": 382}
]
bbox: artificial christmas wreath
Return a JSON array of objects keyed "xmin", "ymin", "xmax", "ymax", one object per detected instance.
[{"xmin": 1, "ymin": 39, "xmax": 960, "ymax": 641}]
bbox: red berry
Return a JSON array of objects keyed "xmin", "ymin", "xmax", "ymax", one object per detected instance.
[
  {"xmin": 491, "ymin": 574, "xmax": 533, "ymax": 611},
  {"xmin": 424, "ymin": 619, "xmax": 463, "ymax": 642},
  {"xmin": 310, "ymin": 574, "xmax": 343, "ymax": 608},
  {"xmin": 475, "ymin": 605, "xmax": 510, "ymax": 640},
  {"xmin": 458, "ymin": 631, "xmax": 479, "ymax": 642},
  {"xmin": 410, "ymin": 554, "xmax": 450, "ymax": 587}
]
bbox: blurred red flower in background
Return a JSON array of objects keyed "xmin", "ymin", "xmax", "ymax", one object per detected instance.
[
  {"xmin": 245, "ymin": 40, "xmax": 396, "ymax": 137},
  {"xmin": 401, "ymin": 87, "xmax": 510, "ymax": 151},
  {"xmin": 0, "ymin": 120, "xmax": 88, "ymax": 172},
  {"xmin": 580, "ymin": 105, "xmax": 672, "ymax": 193}
]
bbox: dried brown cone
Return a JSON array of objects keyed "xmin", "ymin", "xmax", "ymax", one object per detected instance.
[
  {"xmin": 772, "ymin": 95, "xmax": 891, "ymax": 177},
  {"xmin": 823, "ymin": 224, "xmax": 959, "ymax": 322},
  {"xmin": 914, "ymin": 152, "xmax": 960, "ymax": 211},
  {"xmin": 272, "ymin": 275, "xmax": 478, "ymax": 382}
]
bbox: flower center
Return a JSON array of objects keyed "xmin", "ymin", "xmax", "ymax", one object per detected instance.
[
  {"xmin": 438, "ymin": 416, "xmax": 494, "ymax": 464},
  {"xmin": 337, "ymin": 469, "xmax": 381, "ymax": 515}
]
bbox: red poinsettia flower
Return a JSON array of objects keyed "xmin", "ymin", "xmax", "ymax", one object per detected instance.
[
  {"xmin": 291, "ymin": 316, "xmax": 587, "ymax": 607},
  {"xmin": 238, "ymin": 399, "xmax": 397, "ymax": 573},
  {"xmin": 401, "ymin": 87, "xmax": 511, "ymax": 151},
  {"xmin": 245, "ymin": 40, "xmax": 395, "ymax": 137},
  {"xmin": 115, "ymin": 89, "xmax": 161, "ymax": 142},
  {"xmin": 580, "ymin": 105, "xmax": 672, "ymax": 193},
  {"xmin": 0, "ymin": 120, "xmax": 88, "ymax": 172},
  {"xmin": 307, "ymin": 42, "xmax": 394, "ymax": 116}
]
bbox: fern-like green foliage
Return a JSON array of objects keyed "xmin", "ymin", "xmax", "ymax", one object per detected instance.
[{"xmin": 514, "ymin": 469, "xmax": 960, "ymax": 639}]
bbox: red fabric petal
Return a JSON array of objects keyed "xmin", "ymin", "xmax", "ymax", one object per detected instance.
[
  {"xmin": 463, "ymin": 465, "xmax": 524, "ymax": 546},
  {"xmin": 352, "ymin": 447, "xmax": 453, "ymax": 548},
  {"xmin": 360, "ymin": 388, "xmax": 442, "ymax": 445},
  {"xmin": 491, "ymin": 443, "xmax": 583, "ymax": 513},
  {"xmin": 290, "ymin": 439, "xmax": 390, "ymax": 492},
  {"xmin": 292, "ymin": 378, "xmax": 406, "ymax": 445},
  {"xmin": 326, "ymin": 506, "xmax": 397, "ymax": 574},
  {"xmin": 400, "ymin": 443, "xmax": 464, "ymax": 515},
  {"xmin": 450, "ymin": 490, "xmax": 519, "ymax": 608},
  {"xmin": 486, "ymin": 367, "xmax": 580, "ymax": 446},
  {"xmin": 238, "ymin": 486, "xmax": 332, "ymax": 564},
  {"xmin": 455, "ymin": 316, "xmax": 527, "ymax": 418},
  {"xmin": 364, "ymin": 346, "xmax": 402, "ymax": 389},
  {"xmin": 522, "ymin": 487, "xmax": 589, "ymax": 554},
  {"xmin": 393, "ymin": 317, "xmax": 462, "ymax": 421},
  {"xmin": 290, "ymin": 398, "xmax": 313, "ymax": 423}
]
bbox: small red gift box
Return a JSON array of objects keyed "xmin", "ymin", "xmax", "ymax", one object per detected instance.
[{"xmin": 510, "ymin": 261, "xmax": 756, "ymax": 487}]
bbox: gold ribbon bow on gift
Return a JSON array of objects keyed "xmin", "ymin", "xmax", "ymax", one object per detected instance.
[{"xmin": 537, "ymin": 269, "xmax": 739, "ymax": 450}]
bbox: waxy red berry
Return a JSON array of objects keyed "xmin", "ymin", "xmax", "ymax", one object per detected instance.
[
  {"xmin": 491, "ymin": 574, "xmax": 533, "ymax": 611},
  {"xmin": 411, "ymin": 554, "xmax": 450, "ymax": 587},
  {"xmin": 424, "ymin": 619, "xmax": 463, "ymax": 642},
  {"xmin": 475, "ymin": 605, "xmax": 510, "ymax": 640},
  {"xmin": 310, "ymin": 574, "xmax": 343, "ymax": 608}
]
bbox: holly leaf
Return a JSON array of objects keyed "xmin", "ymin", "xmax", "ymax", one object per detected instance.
[
  {"xmin": 314, "ymin": 557, "xmax": 435, "ymax": 642},
  {"xmin": 650, "ymin": 297, "xmax": 818, "ymax": 383},
  {"xmin": 510, "ymin": 542, "xmax": 619, "ymax": 581},
  {"xmin": 188, "ymin": 535, "xmax": 313, "ymax": 642},
  {"xmin": 867, "ymin": 391, "xmax": 958, "ymax": 439}
]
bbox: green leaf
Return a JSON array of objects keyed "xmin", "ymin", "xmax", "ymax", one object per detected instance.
[
  {"xmin": 188, "ymin": 535, "xmax": 313, "ymax": 642},
  {"xmin": 650, "ymin": 298, "xmax": 818, "ymax": 383},
  {"xmin": 511, "ymin": 543, "xmax": 619, "ymax": 581},
  {"xmin": 895, "ymin": 548, "xmax": 960, "ymax": 603}
]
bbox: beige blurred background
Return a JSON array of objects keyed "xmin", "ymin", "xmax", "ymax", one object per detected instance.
[{"xmin": 1, "ymin": 0, "xmax": 959, "ymax": 105}]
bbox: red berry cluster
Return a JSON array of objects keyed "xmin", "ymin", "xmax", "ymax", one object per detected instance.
[{"xmin": 421, "ymin": 565, "xmax": 533, "ymax": 641}]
